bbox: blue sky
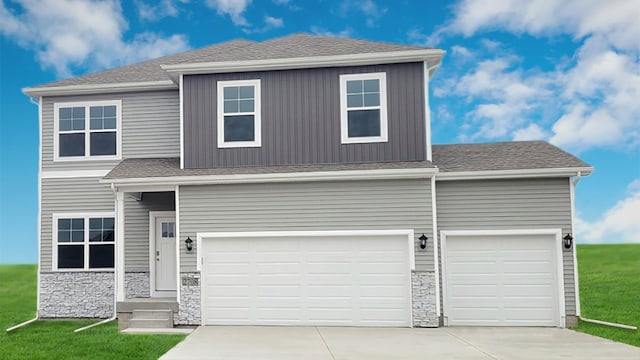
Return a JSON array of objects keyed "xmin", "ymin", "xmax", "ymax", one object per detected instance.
[{"xmin": 0, "ymin": 0, "xmax": 638, "ymax": 263}]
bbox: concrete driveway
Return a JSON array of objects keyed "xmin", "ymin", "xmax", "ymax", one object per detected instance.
[{"xmin": 160, "ymin": 326, "xmax": 640, "ymax": 360}]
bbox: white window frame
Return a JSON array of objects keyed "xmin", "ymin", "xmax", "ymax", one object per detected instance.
[
  {"xmin": 217, "ymin": 79, "xmax": 262, "ymax": 148},
  {"xmin": 52, "ymin": 212, "xmax": 116, "ymax": 272},
  {"xmin": 339, "ymin": 72, "xmax": 388, "ymax": 144},
  {"xmin": 53, "ymin": 100, "xmax": 122, "ymax": 161}
]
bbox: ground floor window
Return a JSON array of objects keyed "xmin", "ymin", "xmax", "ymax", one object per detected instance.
[{"xmin": 54, "ymin": 213, "xmax": 115, "ymax": 270}]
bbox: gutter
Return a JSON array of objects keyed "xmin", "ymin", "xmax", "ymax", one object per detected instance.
[
  {"xmin": 73, "ymin": 184, "xmax": 120, "ymax": 333},
  {"xmin": 579, "ymin": 317, "xmax": 637, "ymax": 330}
]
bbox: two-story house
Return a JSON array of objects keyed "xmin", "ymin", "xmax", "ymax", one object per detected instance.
[{"xmin": 24, "ymin": 34, "xmax": 592, "ymax": 330}]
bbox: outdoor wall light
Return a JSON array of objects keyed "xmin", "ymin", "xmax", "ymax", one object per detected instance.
[
  {"xmin": 185, "ymin": 237, "xmax": 193, "ymax": 252},
  {"xmin": 419, "ymin": 234, "xmax": 428, "ymax": 249},
  {"xmin": 563, "ymin": 233, "xmax": 573, "ymax": 249}
]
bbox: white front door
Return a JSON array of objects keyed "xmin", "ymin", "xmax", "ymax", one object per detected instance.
[{"xmin": 155, "ymin": 217, "xmax": 177, "ymax": 292}]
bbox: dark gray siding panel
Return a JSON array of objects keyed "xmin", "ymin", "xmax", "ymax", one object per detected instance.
[
  {"xmin": 184, "ymin": 63, "xmax": 425, "ymax": 168},
  {"xmin": 436, "ymin": 178, "xmax": 576, "ymax": 317},
  {"xmin": 124, "ymin": 192, "xmax": 175, "ymax": 272}
]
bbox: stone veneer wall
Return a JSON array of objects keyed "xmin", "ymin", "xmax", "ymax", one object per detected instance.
[
  {"xmin": 174, "ymin": 272, "xmax": 201, "ymax": 325},
  {"xmin": 412, "ymin": 271, "xmax": 438, "ymax": 327},
  {"xmin": 39, "ymin": 272, "xmax": 114, "ymax": 318},
  {"xmin": 125, "ymin": 272, "xmax": 150, "ymax": 298}
]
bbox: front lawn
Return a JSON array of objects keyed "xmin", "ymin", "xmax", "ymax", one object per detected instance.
[
  {"xmin": 0, "ymin": 265, "xmax": 185, "ymax": 360},
  {"xmin": 575, "ymin": 244, "xmax": 640, "ymax": 347}
]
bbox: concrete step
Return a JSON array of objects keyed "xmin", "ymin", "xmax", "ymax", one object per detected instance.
[
  {"xmin": 132, "ymin": 309, "xmax": 174, "ymax": 320},
  {"xmin": 117, "ymin": 299, "xmax": 178, "ymax": 312},
  {"xmin": 128, "ymin": 318, "xmax": 173, "ymax": 329}
]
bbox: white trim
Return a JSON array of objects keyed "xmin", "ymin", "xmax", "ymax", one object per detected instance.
[
  {"xmin": 42, "ymin": 169, "xmax": 111, "ymax": 179},
  {"xmin": 175, "ymin": 186, "xmax": 181, "ymax": 304},
  {"xmin": 440, "ymin": 229, "xmax": 566, "ymax": 328},
  {"xmin": 102, "ymin": 167, "xmax": 437, "ymax": 188},
  {"xmin": 162, "ymin": 49, "xmax": 445, "ymax": 75},
  {"xmin": 435, "ymin": 167, "xmax": 594, "ymax": 181},
  {"xmin": 53, "ymin": 100, "xmax": 122, "ymax": 162},
  {"xmin": 430, "ymin": 176, "xmax": 440, "ymax": 317},
  {"xmin": 339, "ymin": 72, "xmax": 388, "ymax": 144},
  {"xmin": 51, "ymin": 212, "xmax": 115, "ymax": 272},
  {"xmin": 149, "ymin": 211, "xmax": 176, "ymax": 298},
  {"xmin": 569, "ymin": 177, "xmax": 581, "ymax": 316},
  {"xmin": 23, "ymin": 80, "xmax": 176, "ymax": 97},
  {"xmin": 197, "ymin": 229, "xmax": 416, "ymax": 327},
  {"xmin": 423, "ymin": 61, "xmax": 432, "ymax": 161},
  {"xmin": 216, "ymin": 79, "xmax": 262, "ymax": 148},
  {"xmin": 115, "ymin": 192, "xmax": 125, "ymax": 301},
  {"xmin": 179, "ymin": 74, "xmax": 185, "ymax": 169}
]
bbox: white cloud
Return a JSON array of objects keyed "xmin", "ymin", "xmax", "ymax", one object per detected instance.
[
  {"xmin": 575, "ymin": 179, "xmax": 640, "ymax": 244},
  {"xmin": 340, "ymin": 0, "xmax": 387, "ymax": 27},
  {"xmin": 430, "ymin": 0, "xmax": 640, "ymax": 152},
  {"xmin": 513, "ymin": 124, "xmax": 547, "ymax": 141},
  {"xmin": 205, "ymin": 0, "xmax": 251, "ymax": 26},
  {"xmin": 135, "ymin": 0, "xmax": 188, "ymax": 22},
  {"xmin": 264, "ymin": 15, "xmax": 283, "ymax": 28},
  {"xmin": 0, "ymin": 0, "xmax": 189, "ymax": 77},
  {"xmin": 450, "ymin": 45, "xmax": 472, "ymax": 58}
]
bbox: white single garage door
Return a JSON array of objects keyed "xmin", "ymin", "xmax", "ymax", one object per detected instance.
[
  {"xmin": 443, "ymin": 233, "xmax": 562, "ymax": 327},
  {"xmin": 201, "ymin": 232, "xmax": 412, "ymax": 327}
]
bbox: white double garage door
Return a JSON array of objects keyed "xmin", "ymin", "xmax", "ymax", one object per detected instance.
[{"xmin": 200, "ymin": 230, "xmax": 564, "ymax": 327}]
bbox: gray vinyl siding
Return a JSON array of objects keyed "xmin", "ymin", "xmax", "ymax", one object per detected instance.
[
  {"xmin": 41, "ymin": 90, "xmax": 179, "ymax": 171},
  {"xmin": 178, "ymin": 179, "xmax": 433, "ymax": 272},
  {"xmin": 124, "ymin": 192, "xmax": 175, "ymax": 272},
  {"xmin": 435, "ymin": 178, "xmax": 576, "ymax": 316},
  {"xmin": 184, "ymin": 62, "xmax": 425, "ymax": 168},
  {"xmin": 40, "ymin": 177, "xmax": 114, "ymax": 271}
]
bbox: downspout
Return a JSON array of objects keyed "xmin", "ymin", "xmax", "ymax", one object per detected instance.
[
  {"xmin": 572, "ymin": 172, "xmax": 636, "ymax": 331},
  {"xmin": 7, "ymin": 97, "xmax": 41, "ymax": 332},
  {"xmin": 423, "ymin": 60, "xmax": 441, "ymax": 162},
  {"xmin": 73, "ymin": 183, "xmax": 119, "ymax": 332}
]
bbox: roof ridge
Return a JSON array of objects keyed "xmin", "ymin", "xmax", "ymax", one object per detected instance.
[{"xmin": 176, "ymin": 38, "xmax": 256, "ymax": 64}]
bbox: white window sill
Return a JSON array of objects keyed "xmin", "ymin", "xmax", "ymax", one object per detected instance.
[{"xmin": 341, "ymin": 136, "xmax": 389, "ymax": 144}]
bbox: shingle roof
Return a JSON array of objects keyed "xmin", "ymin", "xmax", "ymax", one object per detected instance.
[
  {"xmin": 432, "ymin": 141, "xmax": 591, "ymax": 172},
  {"xmin": 103, "ymin": 141, "xmax": 590, "ymax": 181},
  {"xmin": 104, "ymin": 158, "xmax": 436, "ymax": 180},
  {"xmin": 32, "ymin": 34, "xmax": 430, "ymax": 89}
]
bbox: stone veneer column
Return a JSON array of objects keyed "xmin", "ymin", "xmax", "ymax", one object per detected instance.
[
  {"xmin": 174, "ymin": 272, "xmax": 202, "ymax": 325},
  {"xmin": 124, "ymin": 272, "xmax": 150, "ymax": 298},
  {"xmin": 411, "ymin": 271, "xmax": 438, "ymax": 327}
]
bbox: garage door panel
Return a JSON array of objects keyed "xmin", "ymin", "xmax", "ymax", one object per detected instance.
[
  {"xmin": 202, "ymin": 234, "xmax": 411, "ymax": 327},
  {"xmin": 444, "ymin": 233, "xmax": 560, "ymax": 327}
]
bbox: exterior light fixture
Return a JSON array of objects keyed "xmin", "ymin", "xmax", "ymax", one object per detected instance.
[
  {"xmin": 185, "ymin": 237, "xmax": 193, "ymax": 252},
  {"xmin": 419, "ymin": 234, "xmax": 428, "ymax": 249},
  {"xmin": 563, "ymin": 233, "xmax": 573, "ymax": 249}
]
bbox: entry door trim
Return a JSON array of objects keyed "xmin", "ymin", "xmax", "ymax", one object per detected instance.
[
  {"xmin": 440, "ymin": 229, "xmax": 566, "ymax": 328},
  {"xmin": 149, "ymin": 211, "xmax": 176, "ymax": 297}
]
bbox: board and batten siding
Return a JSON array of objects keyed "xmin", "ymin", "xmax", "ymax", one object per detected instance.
[
  {"xmin": 40, "ymin": 177, "xmax": 114, "ymax": 271},
  {"xmin": 41, "ymin": 90, "xmax": 180, "ymax": 171},
  {"xmin": 435, "ymin": 178, "xmax": 576, "ymax": 316},
  {"xmin": 124, "ymin": 192, "xmax": 175, "ymax": 272},
  {"xmin": 183, "ymin": 62, "xmax": 425, "ymax": 168},
  {"xmin": 179, "ymin": 179, "xmax": 433, "ymax": 272}
]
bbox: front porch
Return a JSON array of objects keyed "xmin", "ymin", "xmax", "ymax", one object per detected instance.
[{"xmin": 113, "ymin": 189, "xmax": 184, "ymax": 330}]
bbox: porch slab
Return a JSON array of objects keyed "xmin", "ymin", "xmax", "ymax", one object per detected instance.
[{"xmin": 116, "ymin": 298, "xmax": 178, "ymax": 312}]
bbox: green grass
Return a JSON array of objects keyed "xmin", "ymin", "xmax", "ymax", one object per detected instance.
[
  {"xmin": 0, "ymin": 265, "xmax": 186, "ymax": 360},
  {"xmin": 575, "ymin": 244, "xmax": 640, "ymax": 347}
]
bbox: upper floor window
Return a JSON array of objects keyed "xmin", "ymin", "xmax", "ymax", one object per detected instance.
[
  {"xmin": 339, "ymin": 72, "xmax": 388, "ymax": 144},
  {"xmin": 217, "ymin": 79, "xmax": 261, "ymax": 148},
  {"xmin": 54, "ymin": 100, "xmax": 121, "ymax": 161}
]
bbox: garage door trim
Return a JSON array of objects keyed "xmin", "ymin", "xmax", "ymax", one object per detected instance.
[
  {"xmin": 197, "ymin": 229, "xmax": 416, "ymax": 326},
  {"xmin": 440, "ymin": 229, "xmax": 566, "ymax": 328}
]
